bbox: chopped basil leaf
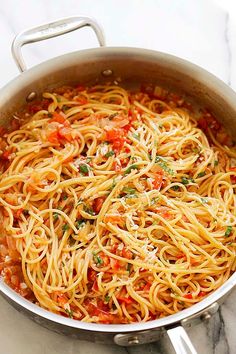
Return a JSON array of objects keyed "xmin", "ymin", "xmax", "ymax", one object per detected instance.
[
  {"xmin": 75, "ymin": 219, "xmax": 85, "ymax": 229},
  {"xmin": 79, "ymin": 164, "xmax": 89, "ymax": 175},
  {"xmin": 122, "ymin": 187, "xmax": 136, "ymax": 195},
  {"xmin": 127, "ymin": 263, "xmax": 131, "ymax": 273},
  {"xmin": 108, "ymin": 113, "xmax": 118, "ymax": 120},
  {"xmin": 132, "ymin": 133, "xmax": 140, "ymax": 141},
  {"xmin": 62, "ymin": 224, "xmax": 69, "ymax": 232},
  {"xmin": 171, "ymin": 185, "xmax": 180, "ymax": 191},
  {"xmin": 109, "ymin": 179, "xmax": 116, "ymax": 191},
  {"xmin": 214, "ymin": 160, "xmax": 219, "ymax": 166},
  {"xmin": 56, "ymin": 96, "xmax": 61, "ymax": 102},
  {"xmin": 124, "ymin": 164, "xmax": 139, "ymax": 175},
  {"xmin": 65, "ymin": 308, "xmax": 73, "ymax": 318},
  {"xmin": 53, "ymin": 212, "xmax": 59, "ymax": 221},
  {"xmin": 62, "ymin": 105, "xmax": 70, "ymax": 112},
  {"xmin": 197, "ymin": 172, "xmax": 206, "ymax": 178},
  {"xmin": 62, "ymin": 195, "xmax": 68, "ymax": 200},
  {"xmin": 155, "ymin": 156, "xmax": 174, "ymax": 175},
  {"xmin": 225, "ymin": 226, "xmax": 232, "ymax": 237},
  {"xmin": 84, "ymin": 205, "xmax": 95, "ymax": 216},
  {"xmin": 105, "ymin": 150, "xmax": 115, "ymax": 158},
  {"xmin": 181, "ymin": 177, "xmax": 195, "ymax": 185},
  {"xmin": 94, "ymin": 254, "xmax": 103, "ymax": 265},
  {"xmin": 150, "ymin": 197, "xmax": 159, "ymax": 205},
  {"xmin": 104, "ymin": 295, "xmax": 111, "ymax": 303}
]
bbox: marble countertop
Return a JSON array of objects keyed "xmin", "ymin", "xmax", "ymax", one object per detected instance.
[{"xmin": 1, "ymin": 0, "xmax": 236, "ymax": 353}]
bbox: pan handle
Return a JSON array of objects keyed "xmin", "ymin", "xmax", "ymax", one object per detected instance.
[
  {"xmin": 11, "ymin": 16, "xmax": 105, "ymax": 72},
  {"xmin": 167, "ymin": 326, "xmax": 197, "ymax": 354}
]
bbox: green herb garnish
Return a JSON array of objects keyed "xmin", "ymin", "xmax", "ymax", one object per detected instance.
[
  {"xmin": 94, "ymin": 254, "xmax": 103, "ymax": 265},
  {"xmin": 127, "ymin": 263, "xmax": 131, "ymax": 273},
  {"xmin": 108, "ymin": 113, "xmax": 118, "ymax": 120},
  {"xmin": 197, "ymin": 172, "xmax": 206, "ymax": 178},
  {"xmin": 62, "ymin": 105, "xmax": 70, "ymax": 112},
  {"xmin": 132, "ymin": 133, "xmax": 140, "ymax": 141},
  {"xmin": 181, "ymin": 177, "xmax": 195, "ymax": 185},
  {"xmin": 122, "ymin": 187, "xmax": 136, "ymax": 195},
  {"xmin": 53, "ymin": 212, "xmax": 59, "ymax": 221},
  {"xmin": 62, "ymin": 195, "xmax": 68, "ymax": 200},
  {"xmin": 104, "ymin": 295, "xmax": 111, "ymax": 303},
  {"xmin": 75, "ymin": 219, "xmax": 85, "ymax": 229},
  {"xmin": 62, "ymin": 224, "xmax": 69, "ymax": 232},
  {"xmin": 214, "ymin": 160, "xmax": 219, "ymax": 166},
  {"xmin": 150, "ymin": 197, "xmax": 159, "ymax": 205},
  {"xmin": 65, "ymin": 308, "xmax": 74, "ymax": 318},
  {"xmin": 225, "ymin": 226, "xmax": 232, "ymax": 237},
  {"xmin": 109, "ymin": 179, "xmax": 116, "ymax": 191},
  {"xmin": 105, "ymin": 150, "xmax": 115, "ymax": 158},
  {"xmin": 79, "ymin": 164, "xmax": 89, "ymax": 175},
  {"xmin": 124, "ymin": 164, "xmax": 139, "ymax": 175},
  {"xmin": 171, "ymin": 185, "xmax": 180, "ymax": 191},
  {"xmin": 155, "ymin": 156, "xmax": 174, "ymax": 175},
  {"xmin": 84, "ymin": 205, "xmax": 95, "ymax": 216}
]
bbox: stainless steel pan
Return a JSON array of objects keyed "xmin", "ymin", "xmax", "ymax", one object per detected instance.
[{"xmin": 1, "ymin": 16, "xmax": 236, "ymax": 354}]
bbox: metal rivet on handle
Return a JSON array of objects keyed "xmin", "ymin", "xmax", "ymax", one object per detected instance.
[
  {"xmin": 201, "ymin": 312, "xmax": 212, "ymax": 322},
  {"xmin": 102, "ymin": 69, "xmax": 113, "ymax": 77},
  {"xmin": 128, "ymin": 336, "xmax": 139, "ymax": 345},
  {"xmin": 26, "ymin": 92, "xmax": 37, "ymax": 102}
]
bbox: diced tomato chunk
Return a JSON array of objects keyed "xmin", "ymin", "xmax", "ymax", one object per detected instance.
[
  {"xmin": 87, "ymin": 268, "xmax": 97, "ymax": 282},
  {"xmin": 48, "ymin": 131, "xmax": 59, "ymax": 144},
  {"xmin": 49, "ymin": 112, "xmax": 66, "ymax": 124},
  {"xmin": 93, "ymin": 197, "xmax": 106, "ymax": 214},
  {"xmin": 122, "ymin": 248, "xmax": 133, "ymax": 260},
  {"xmin": 58, "ymin": 127, "xmax": 73, "ymax": 142},
  {"xmin": 104, "ymin": 214, "xmax": 123, "ymax": 223},
  {"xmin": 110, "ymin": 258, "xmax": 120, "ymax": 271},
  {"xmin": 152, "ymin": 171, "xmax": 164, "ymax": 190},
  {"xmin": 183, "ymin": 293, "xmax": 193, "ymax": 299},
  {"xmin": 92, "ymin": 280, "xmax": 99, "ymax": 292},
  {"xmin": 117, "ymin": 296, "xmax": 133, "ymax": 305},
  {"xmin": 106, "ymin": 129, "xmax": 124, "ymax": 141},
  {"xmin": 155, "ymin": 207, "xmax": 172, "ymax": 219},
  {"xmin": 199, "ymin": 291, "xmax": 206, "ymax": 297}
]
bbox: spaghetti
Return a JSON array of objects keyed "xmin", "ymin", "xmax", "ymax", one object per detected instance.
[{"xmin": 0, "ymin": 83, "xmax": 236, "ymax": 324}]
